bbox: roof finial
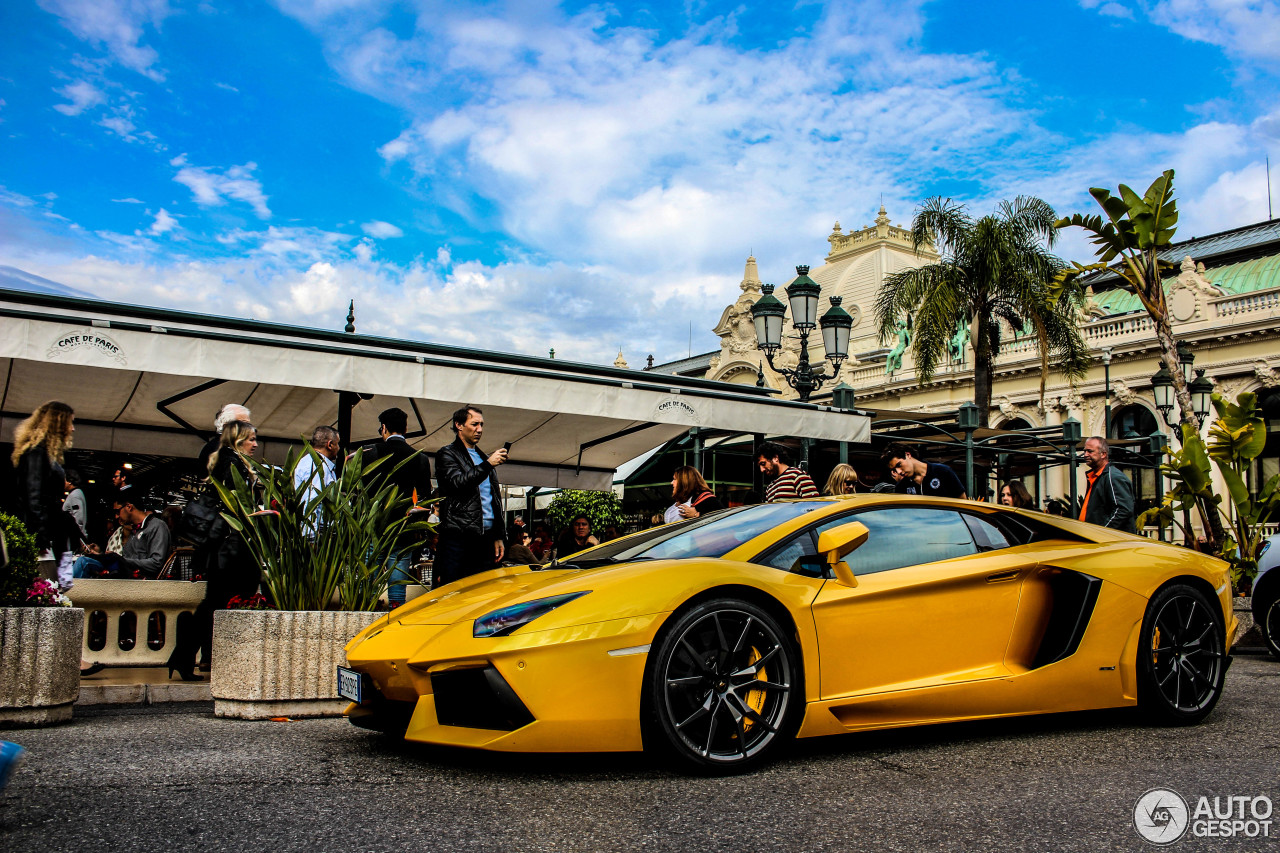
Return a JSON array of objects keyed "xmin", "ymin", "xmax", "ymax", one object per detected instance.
[{"xmin": 344, "ymin": 300, "xmax": 356, "ymax": 334}]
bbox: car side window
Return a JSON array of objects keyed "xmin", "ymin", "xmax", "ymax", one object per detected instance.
[
  {"xmin": 962, "ymin": 513, "xmax": 1013, "ymax": 551},
  {"xmin": 815, "ymin": 507, "xmax": 978, "ymax": 575},
  {"xmin": 757, "ymin": 531, "xmax": 825, "ymax": 577}
]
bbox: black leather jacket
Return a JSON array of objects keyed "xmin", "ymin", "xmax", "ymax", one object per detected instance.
[
  {"xmin": 436, "ymin": 438, "xmax": 505, "ymax": 540},
  {"xmin": 15, "ymin": 448, "xmax": 75, "ymax": 553}
]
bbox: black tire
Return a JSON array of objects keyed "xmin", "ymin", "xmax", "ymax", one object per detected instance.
[
  {"xmin": 1137, "ymin": 583, "xmax": 1226, "ymax": 725},
  {"xmin": 644, "ymin": 598, "xmax": 802, "ymax": 773},
  {"xmin": 1261, "ymin": 594, "xmax": 1280, "ymax": 661}
]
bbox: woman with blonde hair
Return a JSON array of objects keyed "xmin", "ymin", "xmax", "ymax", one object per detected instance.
[
  {"xmin": 666, "ymin": 465, "xmax": 723, "ymax": 522},
  {"xmin": 168, "ymin": 420, "xmax": 262, "ymax": 681},
  {"xmin": 10, "ymin": 401, "xmax": 78, "ymax": 588},
  {"xmin": 823, "ymin": 463, "xmax": 861, "ymax": 496}
]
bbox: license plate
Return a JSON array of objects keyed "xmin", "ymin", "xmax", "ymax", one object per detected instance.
[{"xmin": 337, "ymin": 666, "xmax": 369, "ymax": 703}]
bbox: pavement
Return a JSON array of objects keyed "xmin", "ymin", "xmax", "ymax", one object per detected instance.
[{"xmin": 2, "ymin": 653, "xmax": 1278, "ymax": 853}]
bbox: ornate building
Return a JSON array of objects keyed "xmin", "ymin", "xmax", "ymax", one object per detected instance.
[{"xmin": 701, "ymin": 211, "xmax": 1280, "ymax": 509}]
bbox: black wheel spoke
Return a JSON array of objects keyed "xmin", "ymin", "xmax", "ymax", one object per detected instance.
[
  {"xmin": 680, "ymin": 638, "xmax": 710, "ymax": 672},
  {"xmin": 729, "ymin": 694, "xmax": 778, "ymax": 733},
  {"xmin": 731, "ymin": 616, "xmax": 754, "ymax": 654},
  {"xmin": 712, "ymin": 612, "xmax": 729, "ymax": 655},
  {"xmin": 739, "ymin": 678, "xmax": 789, "ymax": 693},
  {"xmin": 667, "ymin": 675, "xmax": 704, "ymax": 687},
  {"xmin": 676, "ymin": 693, "xmax": 714, "ymax": 730},
  {"xmin": 702, "ymin": 699, "xmax": 722, "ymax": 756},
  {"xmin": 730, "ymin": 644, "xmax": 780, "ymax": 679}
]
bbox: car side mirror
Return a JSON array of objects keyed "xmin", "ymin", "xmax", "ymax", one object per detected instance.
[{"xmin": 816, "ymin": 520, "xmax": 869, "ymax": 588}]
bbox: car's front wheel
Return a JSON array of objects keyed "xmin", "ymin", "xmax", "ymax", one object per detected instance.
[
  {"xmin": 645, "ymin": 598, "xmax": 801, "ymax": 773},
  {"xmin": 1137, "ymin": 583, "xmax": 1226, "ymax": 725},
  {"xmin": 1260, "ymin": 594, "xmax": 1280, "ymax": 661}
]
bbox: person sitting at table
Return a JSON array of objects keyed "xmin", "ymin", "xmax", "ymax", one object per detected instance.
[{"xmin": 73, "ymin": 486, "xmax": 171, "ymax": 578}]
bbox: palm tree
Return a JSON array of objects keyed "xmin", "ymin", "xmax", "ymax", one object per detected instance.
[{"xmin": 875, "ymin": 196, "xmax": 1091, "ymax": 427}]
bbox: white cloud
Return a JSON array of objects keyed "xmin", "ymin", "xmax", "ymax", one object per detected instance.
[
  {"xmin": 1081, "ymin": 0, "xmax": 1280, "ymax": 62},
  {"xmin": 361, "ymin": 220, "xmax": 403, "ymax": 238},
  {"xmin": 38, "ymin": 0, "xmax": 172, "ymax": 81},
  {"xmin": 146, "ymin": 208, "xmax": 178, "ymax": 235},
  {"xmin": 99, "ymin": 113, "xmax": 136, "ymax": 138},
  {"xmin": 171, "ymin": 154, "xmax": 272, "ymax": 219},
  {"xmin": 52, "ymin": 80, "xmax": 105, "ymax": 115}
]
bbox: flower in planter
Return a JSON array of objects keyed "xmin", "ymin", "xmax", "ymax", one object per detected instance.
[
  {"xmin": 24, "ymin": 578, "xmax": 72, "ymax": 607},
  {"xmin": 226, "ymin": 593, "xmax": 273, "ymax": 611}
]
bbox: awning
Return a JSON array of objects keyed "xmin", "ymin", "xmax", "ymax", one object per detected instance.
[{"xmin": 0, "ymin": 289, "xmax": 871, "ymax": 490}]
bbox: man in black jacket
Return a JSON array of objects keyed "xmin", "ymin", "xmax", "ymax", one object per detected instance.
[
  {"xmin": 434, "ymin": 404, "xmax": 508, "ymax": 587},
  {"xmin": 369, "ymin": 407, "xmax": 433, "ymax": 607},
  {"xmin": 1079, "ymin": 436, "xmax": 1136, "ymax": 533}
]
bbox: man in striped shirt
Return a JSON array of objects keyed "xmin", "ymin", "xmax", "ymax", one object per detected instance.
[{"xmin": 757, "ymin": 441, "xmax": 819, "ymax": 502}]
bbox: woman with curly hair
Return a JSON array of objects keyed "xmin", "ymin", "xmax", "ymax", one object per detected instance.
[
  {"xmin": 10, "ymin": 401, "xmax": 78, "ymax": 589},
  {"xmin": 665, "ymin": 465, "xmax": 723, "ymax": 522}
]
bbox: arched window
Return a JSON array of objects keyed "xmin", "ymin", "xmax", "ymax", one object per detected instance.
[
  {"xmin": 1109, "ymin": 404, "xmax": 1160, "ymax": 519},
  {"xmin": 1252, "ymin": 390, "xmax": 1280, "ymax": 517}
]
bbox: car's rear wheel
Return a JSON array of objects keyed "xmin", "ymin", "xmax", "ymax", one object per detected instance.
[
  {"xmin": 645, "ymin": 598, "xmax": 800, "ymax": 773},
  {"xmin": 1261, "ymin": 594, "xmax": 1280, "ymax": 660},
  {"xmin": 1137, "ymin": 583, "xmax": 1226, "ymax": 725}
]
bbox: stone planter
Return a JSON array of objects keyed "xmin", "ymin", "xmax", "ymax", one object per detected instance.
[
  {"xmin": 1232, "ymin": 596, "xmax": 1262, "ymax": 648},
  {"xmin": 211, "ymin": 609, "xmax": 379, "ymax": 720},
  {"xmin": 0, "ymin": 607, "xmax": 84, "ymax": 727}
]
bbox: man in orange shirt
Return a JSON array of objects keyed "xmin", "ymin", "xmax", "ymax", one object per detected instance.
[{"xmin": 1079, "ymin": 436, "xmax": 1136, "ymax": 533}]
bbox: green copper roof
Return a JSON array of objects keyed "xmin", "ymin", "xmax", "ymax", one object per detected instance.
[{"xmin": 1092, "ymin": 253, "xmax": 1280, "ymax": 317}]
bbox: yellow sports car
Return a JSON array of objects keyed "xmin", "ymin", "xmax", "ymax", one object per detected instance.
[{"xmin": 340, "ymin": 496, "xmax": 1236, "ymax": 771}]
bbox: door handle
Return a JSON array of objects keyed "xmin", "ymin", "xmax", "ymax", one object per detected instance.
[{"xmin": 986, "ymin": 570, "xmax": 1020, "ymax": 583}]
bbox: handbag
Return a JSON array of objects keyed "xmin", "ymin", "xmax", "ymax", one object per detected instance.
[{"xmin": 178, "ymin": 487, "xmax": 225, "ymax": 548}]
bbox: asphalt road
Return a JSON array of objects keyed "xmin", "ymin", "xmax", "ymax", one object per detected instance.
[{"xmin": 2, "ymin": 654, "xmax": 1278, "ymax": 853}]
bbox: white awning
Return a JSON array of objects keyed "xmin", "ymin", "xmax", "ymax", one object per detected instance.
[{"xmin": 0, "ymin": 290, "xmax": 871, "ymax": 490}]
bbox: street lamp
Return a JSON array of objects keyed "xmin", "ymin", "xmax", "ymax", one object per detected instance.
[
  {"xmin": 1176, "ymin": 340, "xmax": 1195, "ymax": 384},
  {"xmin": 1190, "ymin": 369, "xmax": 1214, "ymax": 422},
  {"xmin": 1101, "ymin": 347, "xmax": 1113, "ymax": 438},
  {"xmin": 1151, "ymin": 365, "xmax": 1175, "ymax": 423},
  {"xmin": 751, "ymin": 266, "xmax": 853, "ymax": 402}
]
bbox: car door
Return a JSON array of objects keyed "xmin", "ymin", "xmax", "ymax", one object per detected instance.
[{"xmin": 809, "ymin": 506, "xmax": 1032, "ymax": 702}]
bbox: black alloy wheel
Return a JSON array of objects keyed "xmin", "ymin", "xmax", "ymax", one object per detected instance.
[
  {"xmin": 1262, "ymin": 595, "xmax": 1280, "ymax": 661},
  {"xmin": 1137, "ymin": 583, "xmax": 1226, "ymax": 725},
  {"xmin": 645, "ymin": 598, "xmax": 800, "ymax": 772}
]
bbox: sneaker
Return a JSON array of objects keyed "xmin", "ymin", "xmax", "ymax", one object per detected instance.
[{"xmin": 0, "ymin": 741, "xmax": 26, "ymax": 792}]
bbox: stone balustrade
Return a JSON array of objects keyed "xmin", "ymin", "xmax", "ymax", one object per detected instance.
[{"xmin": 67, "ymin": 579, "xmax": 205, "ymax": 667}]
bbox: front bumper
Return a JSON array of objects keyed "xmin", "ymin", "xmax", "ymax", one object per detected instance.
[{"xmin": 344, "ymin": 612, "xmax": 665, "ymax": 752}]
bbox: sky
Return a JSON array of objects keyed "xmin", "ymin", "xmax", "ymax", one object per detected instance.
[{"xmin": 2, "ymin": 0, "xmax": 1278, "ymax": 366}]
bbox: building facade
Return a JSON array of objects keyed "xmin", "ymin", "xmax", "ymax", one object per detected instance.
[{"xmin": 701, "ymin": 211, "xmax": 1280, "ymax": 510}]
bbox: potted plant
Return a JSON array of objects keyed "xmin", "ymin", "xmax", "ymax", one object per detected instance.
[
  {"xmin": 0, "ymin": 513, "xmax": 83, "ymax": 727},
  {"xmin": 208, "ymin": 448, "xmax": 431, "ymax": 719}
]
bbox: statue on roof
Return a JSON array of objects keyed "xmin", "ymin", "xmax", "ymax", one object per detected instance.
[{"xmin": 886, "ymin": 317, "xmax": 910, "ymax": 375}]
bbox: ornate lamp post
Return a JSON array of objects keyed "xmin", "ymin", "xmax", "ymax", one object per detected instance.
[
  {"xmin": 750, "ymin": 266, "xmax": 852, "ymax": 402},
  {"xmin": 1190, "ymin": 369, "xmax": 1214, "ymax": 423},
  {"xmin": 1101, "ymin": 347, "xmax": 1113, "ymax": 438},
  {"xmin": 1151, "ymin": 365, "xmax": 1175, "ymax": 425},
  {"xmin": 1176, "ymin": 340, "xmax": 1195, "ymax": 384}
]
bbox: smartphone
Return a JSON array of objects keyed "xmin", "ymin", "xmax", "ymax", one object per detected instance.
[{"xmin": 503, "ymin": 441, "xmax": 512, "ymax": 455}]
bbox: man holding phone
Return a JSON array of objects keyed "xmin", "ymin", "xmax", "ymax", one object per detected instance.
[{"xmin": 434, "ymin": 404, "xmax": 508, "ymax": 587}]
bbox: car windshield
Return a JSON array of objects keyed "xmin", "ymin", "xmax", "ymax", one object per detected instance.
[{"xmin": 573, "ymin": 502, "xmax": 827, "ymax": 564}]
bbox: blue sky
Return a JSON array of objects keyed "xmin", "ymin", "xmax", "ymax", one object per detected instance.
[{"xmin": 2, "ymin": 0, "xmax": 1278, "ymax": 364}]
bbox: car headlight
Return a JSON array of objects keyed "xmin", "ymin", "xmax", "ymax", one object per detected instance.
[{"xmin": 473, "ymin": 591, "xmax": 591, "ymax": 638}]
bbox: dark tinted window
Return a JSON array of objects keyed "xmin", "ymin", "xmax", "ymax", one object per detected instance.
[
  {"xmin": 598, "ymin": 501, "xmax": 828, "ymax": 563},
  {"xmin": 757, "ymin": 530, "xmax": 825, "ymax": 577},
  {"xmin": 963, "ymin": 513, "xmax": 1012, "ymax": 551},
  {"xmin": 815, "ymin": 507, "xmax": 977, "ymax": 575}
]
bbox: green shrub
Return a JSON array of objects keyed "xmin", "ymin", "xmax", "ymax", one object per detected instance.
[
  {"xmin": 0, "ymin": 512, "xmax": 40, "ymax": 606},
  {"xmin": 545, "ymin": 489, "xmax": 625, "ymax": 538}
]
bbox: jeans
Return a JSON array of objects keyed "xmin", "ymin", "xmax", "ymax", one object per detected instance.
[
  {"xmin": 386, "ymin": 551, "xmax": 414, "ymax": 607},
  {"xmin": 73, "ymin": 555, "xmax": 114, "ymax": 578}
]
